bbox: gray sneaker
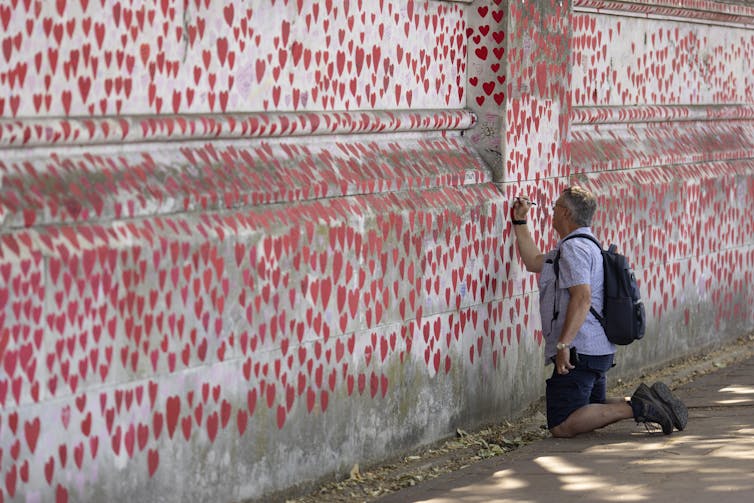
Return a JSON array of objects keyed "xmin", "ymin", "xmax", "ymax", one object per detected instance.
[
  {"xmin": 631, "ymin": 384, "xmax": 673, "ymax": 434},
  {"xmin": 651, "ymin": 382, "xmax": 688, "ymax": 431}
]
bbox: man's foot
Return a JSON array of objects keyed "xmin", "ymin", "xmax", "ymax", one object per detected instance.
[
  {"xmin": 631, "ymin": 383, "xmax": 673, "ymax": 434},
  {"xmin": 651, "ymin": 382, "xmax": 688, "ymax": 431}
]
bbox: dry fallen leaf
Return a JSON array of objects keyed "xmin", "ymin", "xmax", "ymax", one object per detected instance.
[{"xmin": 349, "ymin": 464, "xmax": 361, "ymax": 481}]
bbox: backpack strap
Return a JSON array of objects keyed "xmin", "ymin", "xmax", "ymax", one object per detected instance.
[
  {"xmin": 552, "ymin": 233, "xmax": 604, "ymax": 324},
  {"xmin": 560, "ymin": 233, "xmax": 602, "ymax": 250}
]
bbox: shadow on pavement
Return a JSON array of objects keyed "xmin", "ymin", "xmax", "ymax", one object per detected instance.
[{"xmin": 377, "ymin": 356, "xmax": 754, "ymax": 503}]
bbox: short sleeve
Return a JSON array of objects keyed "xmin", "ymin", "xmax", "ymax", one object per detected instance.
[{"xmin": 558, "ymin": 241, "xmax": 594, "ymax": 288}]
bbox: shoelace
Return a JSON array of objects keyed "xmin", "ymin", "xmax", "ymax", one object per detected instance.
[{"xmin": 641, "ymin": 421, "xmax": 662, "ymax": 433}]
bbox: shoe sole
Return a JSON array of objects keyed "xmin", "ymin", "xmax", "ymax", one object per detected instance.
[
  {"xmin": 632, "ymin": 384, "xmax": 672, "ymax": 434},
  {"xmin": 652, "ymin": 382, "xmax": 688, "ymax": 431},
  {"xmin": 632, "ymin": 386, "xmax": 673, "ymax": 434}
]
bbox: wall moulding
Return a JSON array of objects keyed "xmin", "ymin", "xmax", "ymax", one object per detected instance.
[
  {"xmin": 569, "ymin": 119, "xmax": 754, "ymax": 172},
  {"xmin": 571, "ymin": 105, "xmax": 754, "ymax": 124},
  {"xmin": 574, "ymin": 0, "xmax": 754, "ymax": 25},
  {"xmin": 0, "ymin": 133, "xmax": 491, "ymax": 230},
  {"xmin": 0, "ymin": 110, "xmax": 476, "ymax": 149}
]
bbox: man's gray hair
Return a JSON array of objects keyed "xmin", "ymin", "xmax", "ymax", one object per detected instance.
[{"xmin": 561, "ymin": 186, "xmax": 597, "ymax": 227}]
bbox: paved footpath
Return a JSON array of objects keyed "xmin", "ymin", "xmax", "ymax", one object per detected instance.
[{"xmin": 378, "ymin": 354, "xmax": 754, "ymax": 503}]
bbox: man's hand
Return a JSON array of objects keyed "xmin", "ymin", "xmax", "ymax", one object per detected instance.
[
  {"xmin": 511, "ymin": 195, "xmax": 544, "ymax": 272},
  {"xmin": 555, "ymin": 346, "xmax": 575, "ymax": 375},
  {"xmin": 512, "ymin": 195, "xmax": 534, "ymax": 222}
]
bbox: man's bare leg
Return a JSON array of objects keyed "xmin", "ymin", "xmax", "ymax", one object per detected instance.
[{"xmin": 550, "ymin": 401, "xmax": 633, "ymax": 438}]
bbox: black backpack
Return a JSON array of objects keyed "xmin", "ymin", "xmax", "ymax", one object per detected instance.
[{"xmin": 554, "ymin": 234, "xmax": 646, "ymax": 345}]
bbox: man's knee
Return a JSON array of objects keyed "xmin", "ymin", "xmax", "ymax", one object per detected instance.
[{"xmin": 549, "ymin": 423, "xmax": 575, "ymax": 438}]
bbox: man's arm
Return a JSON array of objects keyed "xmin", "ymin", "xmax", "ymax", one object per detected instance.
[
  {"xmin": 559, "ymin": 284, "xmax": 592, "ymax": 345},
  {"xmin": 513, "ymin": 224, "xmax": 545, "ymax": 272},
  {"xmin": 512, "ymin": 197, "xmax": 544, "ymax": 272},
  {"xmin": 554, "ymin": 283, "xmax": 592, "ymax": 374}
]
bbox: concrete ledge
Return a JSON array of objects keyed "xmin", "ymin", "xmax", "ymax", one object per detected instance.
[
  {"xmin": 0, "ymin": 132, "xmax": 488, "ymax": 230},
  {"xmin": 574, "ymin": 0, "xmax": 754, "ymax": 25},
  {"xmin": 571, "ymin": 105, "xmax": 754, "ymax": 125},
  {"xmin": 0, "ymin": 110, "xmax": 476, "ymax": 148},
  {"xmin": 570, "ymin": 120, "xmax": 754, "ymax": 171}
]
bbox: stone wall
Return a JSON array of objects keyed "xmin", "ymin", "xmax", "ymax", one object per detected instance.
[{"xmin": 1, "ymin": 1, "xmax": 753, "ymax": 501}]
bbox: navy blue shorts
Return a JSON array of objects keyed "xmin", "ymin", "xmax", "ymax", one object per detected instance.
[{"xmin": 545, "ymin": 353, "xmax": 615, "ymax": 429}]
